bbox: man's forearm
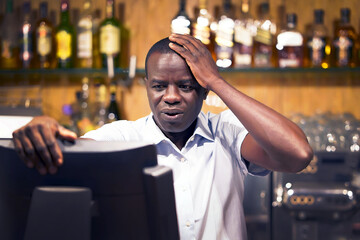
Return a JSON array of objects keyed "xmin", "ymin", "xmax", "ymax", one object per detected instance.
[{"xmin": 209, "ymin": 78, "xmax": 313, "ymax": 172}]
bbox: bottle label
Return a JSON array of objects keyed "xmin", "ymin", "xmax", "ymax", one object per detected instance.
[
  {"xmin": 20, "ymin": 24, "xmax": 33, "ymax": 63},
  {"xmin": 100, "ymin": 25, "xmax": 120, "ymax": 55},
  {"xmin": 171, "ymin": 17, "xmax": 191, "ymax": 35},
  {"xmin": 234, "ymin": 52, "xmax": 251, "ymax": 66},
  {"xmin": 278, "ymin": 46, "xmax": 303, "ymax": 68},
  {"xmin": 234, "ymin": 43, "xmax": 252, "ymax": 67},
  {"xmin": 1, "ymin": 40, "xmax": 13, "ymax": 58},
  {"xmin": 234, "ymin": 25, "xmax": 253, "ymax": 47},
  {"xmin": 254, "ymin": 28, "xmax": 272, "ymax": 46},
  {"xmin": 78, "ymin": 30, "xmax": 93, "ymax": 58},
  {"xmin": 193, "ymin": 24, "xmax": 210, "ymax": 45},
  {"xmin": 254, "ymin": 43, "xmax": 272, "ymax": 67},
  {"xmin": 334, "ymin": 36, "xmax": 353, "ymax": 66},
  {"xmin": 215, "ymin": 18, "xmax": 234, "ymax": 48},
  {"xmin": 37, "ymin": 25, "xmax": 52, "ymax": 56},
  {"xmin": 56, "ymin": 30, "xmax": 72, "ymax": 60},
  {"xmin": 307, "ymin": 37, "xmax": 326, "ymax": 66}
]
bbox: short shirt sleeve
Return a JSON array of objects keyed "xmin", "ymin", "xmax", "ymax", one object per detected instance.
[{"xmin": 210, "ymin": 110, "xmax": 270, "ymax": 177}]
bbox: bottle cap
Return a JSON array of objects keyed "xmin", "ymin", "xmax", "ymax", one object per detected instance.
[
  {"xmin": 259, "ymin": 2, "xmax": 269, "ymax": 14},
  {"xmin": 39, "ymin": 2, "xmax": 48, "ymax": 18},
  {"xmin": 314, "ymin": 9, "xmax": 324, "ymax": 24},
  {"xmin": 340, "ymin": 8, "xmax": 350, "ymax": 24},
  {"xmin": 23, "ymin": 2, "xmax": 31, "ymax": 14},
  {"xmin": 286, "ymin": 13, "xmax": 297, "ymax": 28}
]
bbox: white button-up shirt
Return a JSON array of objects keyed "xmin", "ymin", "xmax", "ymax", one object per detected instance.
[{"xmin": 83, "ymin": 110, "xmax": 269, "ymax": 240}]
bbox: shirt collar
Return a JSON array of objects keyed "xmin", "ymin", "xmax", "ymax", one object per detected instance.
[
  {"xmin": 144, "ymin": 112, "xmax": 214, "ymax": 145},
  {"xmin": 193, "ymin": 111, "xmax": 214, "ymax": 142}
]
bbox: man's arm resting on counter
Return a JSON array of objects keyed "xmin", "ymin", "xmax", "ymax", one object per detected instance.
[{"xmin": 12, "ymin": 116, "xmax": 78, "ymax": 175}]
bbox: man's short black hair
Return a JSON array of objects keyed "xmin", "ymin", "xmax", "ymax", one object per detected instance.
[{"xmin": 145, "ymin": 37, "xmax": 182, "ymax": 78}]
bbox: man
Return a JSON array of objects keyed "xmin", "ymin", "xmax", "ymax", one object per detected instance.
[{"xmin": 13, "ymin": 34, "xmax": 313, "ymax": 240}]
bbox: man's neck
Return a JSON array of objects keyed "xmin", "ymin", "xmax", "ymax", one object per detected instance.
[{"xmin": 163, "ymin": 120, "xmax": 197, "ymax": 150}]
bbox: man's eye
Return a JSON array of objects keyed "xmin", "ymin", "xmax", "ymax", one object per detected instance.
[
  {"xmin": 179, "ymin": 85, "xmax": 193, "ymax": 90},
  {"xmin": 152, "ymin": 85, "xmax": 165, "ymax": 90}
]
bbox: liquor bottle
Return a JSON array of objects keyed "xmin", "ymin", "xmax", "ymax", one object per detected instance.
[
  {"xmin": 107, "ymin": 83, "xmax": 121, "ymax": 122},
  {"xmin": 305, "ymin": 9, "xmax": 331, "ymax": 68},
  {"xmin": 253, "ymin": 2, "xmax": 277, "ymax": 68},
  {"xmin": 192, "ymin": 0, "xmax": 214, "ymax": 58},
  {"xmin": 0, "ymin": 0, "xmax": 20, "ymax": 69},
  {"xmin": 333, "ymin": 8, "xmax": 357, "ymax": 67},
  {"xmin": 93, "ymin": 82, "xmax": 107, "ymax": 128},
  {"xmin": 171, "ymin": 0, "xmax": 191, "ymax": 35},
  {"xmin": 100, "ymin": 0, "xmax": 120, "ymax": 69},
  {"xmin": 276, "ymin": 13, "xmax": 304, "ymax": 68},
  {"xmin": 214, "ymin": 0, "xmax": 235, "ymax": 68},
  {"xmin": 92, "ymin": 9, "xmax": 102, "ymax": 69},
  {"xmin": 56, "ymin": 0, "xmax": 76, "ymax": 68},
  {"xmin": 118, "ymin": 3, "xmax": 130, "ymax": 68},
  {"xmin": 233, "ymin": 0, "xmax": 255, "ymax": 68},
  {"xmin": 34, "ymin": 2, "xmax": 55, "ymax": 69},
  {"xmin": 19, "ymin": 1, "xmax": 33, "ymax": 69},
  {"xmin": 77, "ymin": 0, "xmax": 93, "ymax": 68}
]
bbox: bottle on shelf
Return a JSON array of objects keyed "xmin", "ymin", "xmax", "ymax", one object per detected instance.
[
  {"xmin": 333, "ymin": 8, "xmax": 357, "ymax": 68},
  {"xmin": 77, "ymin": 0, "xmax": 93, "ymax": 68},
  {"xmin": 56, "ymin": 0, "xmax": 76, "ymax": 68},
  {"xmin": 92, "ymin": 9, "xmax": 102, "ymax": 69},
  {"xmin": 107, "ymin": 83, "xmax": 121, "ymax": 122},
  {"xmin": 214, "ymin": 0, "xmax": 235, "ymax": 68},
  {"xmin": 19, "ymin": 1, "xmax": 34, "ymax": 69},
  {"xmin": 233, "ymin": 0, "xmax": 255, "ymax": 68},
  {"xmin": 117, "ymin": 2, "xmax": 130, "ymax": 69},
  {"xmin": 305, "ymin": 9, "xmax": 331, "ymax": 68},
  {"xmin": 192, "ymin": 0, "xmax": 215, "ymax": 59},
  {"xmin": 93, "ymin": 81, "xmax": 107, "ymax": 128},
  {"xmin": 171, "ymin": 0, "xmax": 191, "ymax": 35},
  {"xmin": 0, "ymin": 0, "xmax": 20, "ymax": 69},
  {"xmin": 34, "ymin": 2, "xmax": 55, "ymax": 69},
  {"xmin": 100, "ymin": 0, "xmax": 120, "ymax": 70},
  {"xmin": 253, "ymin": 2, "xmax": 277, "ymax": 68},
  {"xmin": 276, "ymin": 13, "xmax": 304, "ymax": 68}
]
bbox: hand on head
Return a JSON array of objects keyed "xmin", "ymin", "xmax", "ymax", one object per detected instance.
[
  {"xmin": 12, "ymin": 116, "xmax": 77, "ymax": 175},
  {"xmin": 168, "ymin": 34, "xmax": 223, "ymax": 91}
]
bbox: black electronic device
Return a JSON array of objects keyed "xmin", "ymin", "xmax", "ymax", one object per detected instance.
[{"xmin": 0, "ymin": 139, "xmax": 179, "ymax": 240}]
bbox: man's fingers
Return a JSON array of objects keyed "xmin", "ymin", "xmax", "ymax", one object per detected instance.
[
  {"xmin": 170, "ymin": 34, "xmax": 198, "ymax": 52},
  {"xmin": 169, "ymin": 42, "xmax": 194, "ymax": 60},
  {"xmin": 170, "ymin": 33, "xmax": 204, "ymax": 49},
  {"xmin": 39, "ymin": 124, "xmax": 63, "ymax": 171},
  {"xmin": 25, "ymin": 125, "xmax": 54, "ymax": 174},
  {"xmin": 12, "ymin": 131, "xmax": 33, "ymax": 168},
  {"xmin": 58, "ymin": 125, "xmax": 77, "ymax": 141}
]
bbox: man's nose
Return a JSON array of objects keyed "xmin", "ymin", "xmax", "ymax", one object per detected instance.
[{"xmin": 163, "ymin": 86, "xmax": 181, "ymax": 104}]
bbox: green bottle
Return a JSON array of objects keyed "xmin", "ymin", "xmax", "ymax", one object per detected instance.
[
  {"xmin": 56, "ymin": 0, "xmax": 76, "ymax": 68},
  {"xmin": 100, "ymin": 0, "xmax": 120, "ymax": 69}
]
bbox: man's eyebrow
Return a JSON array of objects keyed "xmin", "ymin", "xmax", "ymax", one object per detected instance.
[
  {"xmin": 150, "ymin": 79, "xmax": 166, "ymax": 84},
  {"xmin": 178, "ymin": 79, "xmax": 196, "ymax": 84}
]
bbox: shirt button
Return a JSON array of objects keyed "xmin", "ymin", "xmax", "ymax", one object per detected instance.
[
  {"xmin": 182, "ymin": 186, "xmax": 187, "ymax": 192},
  {"xmin": 180, "ymin": 157, "xmax": 185, "ymax": 162},
  {"xmin": 190, "ymin": 136, "xmax": 194, "ymax": 141},
  {"xmin": 185, "ymin": 221, "xmax": 191, "ymax": 227}
]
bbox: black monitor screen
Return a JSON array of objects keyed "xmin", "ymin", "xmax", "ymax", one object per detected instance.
[{"xmin": 0, "ymin": 139, "xmax": 179, "ymax": 240}]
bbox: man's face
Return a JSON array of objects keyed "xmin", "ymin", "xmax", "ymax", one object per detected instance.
[{"xmin": 145, "ymin": 52, "xmax": 208, "ymax": 135}]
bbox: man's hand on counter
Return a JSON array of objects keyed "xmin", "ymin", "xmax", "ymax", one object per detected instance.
[{"xmin": 12, "ymin": 116, "xmax": 77, "ymax": 175}]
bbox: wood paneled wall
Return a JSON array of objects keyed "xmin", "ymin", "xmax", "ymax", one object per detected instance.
[{"xmin": 2, "ymin": 0, "xmax": 360, "ymax": 68}]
